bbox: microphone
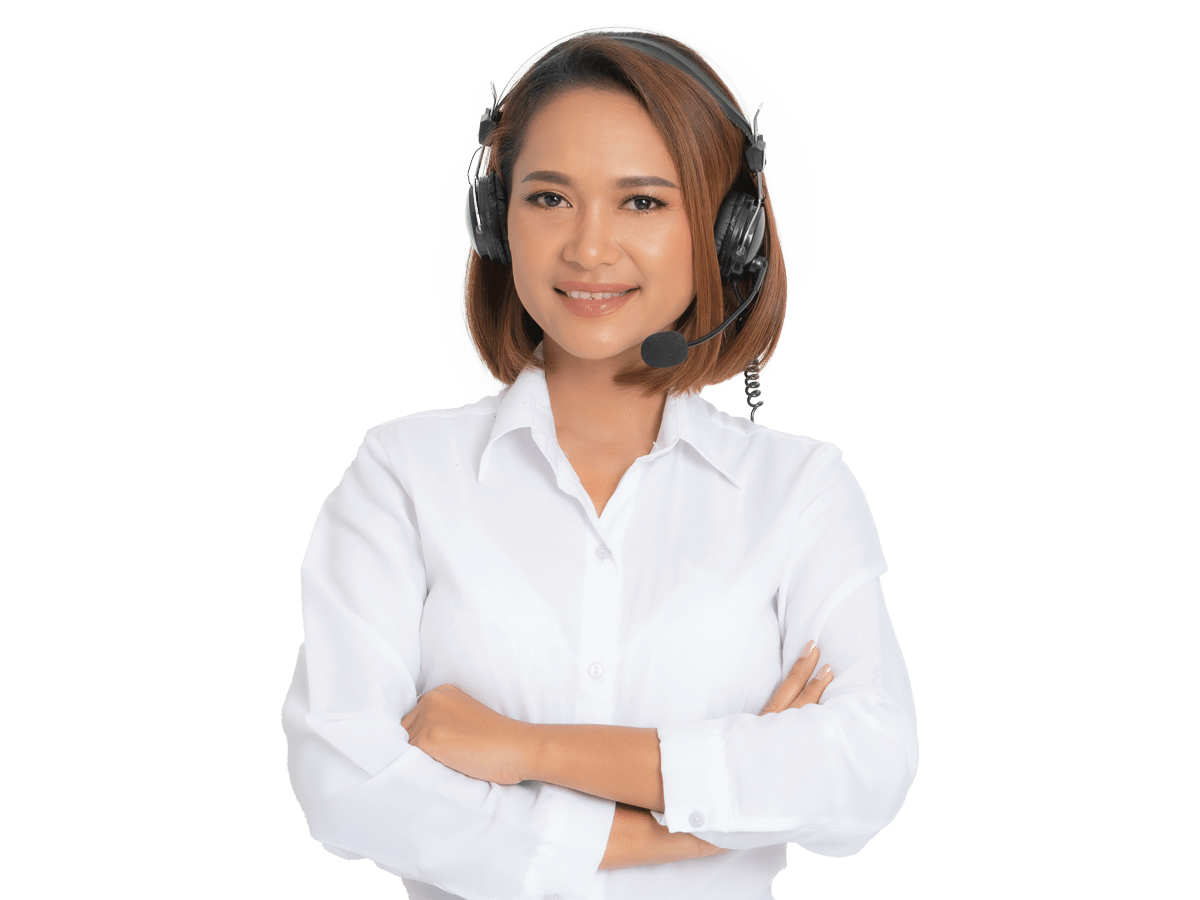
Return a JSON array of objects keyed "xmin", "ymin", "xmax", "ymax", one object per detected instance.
[{"xmin": 640, "ymin": 257, "xmax": 769, "ymax": 368}]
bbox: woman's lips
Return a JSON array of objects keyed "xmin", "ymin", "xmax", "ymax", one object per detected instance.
[
  {"xmin": 556, "ymin": 287, "xmax": 638, "ymax": 318},
  {"xmin": 556, "ymin": 281, "xmax": 638, "ymax": 293}
]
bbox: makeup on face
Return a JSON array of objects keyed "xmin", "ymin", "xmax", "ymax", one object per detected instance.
[{"xmin": 506, "ymin": 87, "xmax": 695, "ymax": 360}]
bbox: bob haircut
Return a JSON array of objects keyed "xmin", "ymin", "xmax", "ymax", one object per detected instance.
[{"xmin": 465, "ymin": 31, "xmax": 787, "ymax": 397}]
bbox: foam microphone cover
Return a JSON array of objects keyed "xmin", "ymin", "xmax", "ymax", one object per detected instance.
[{"xmin": 641, "ymin": 330, "xmax": 689, "ymax": 368}]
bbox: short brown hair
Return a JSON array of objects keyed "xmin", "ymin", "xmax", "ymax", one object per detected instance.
[{"xmin": 465, "ymin": 31, "xmax": 787, "ymax": 397}]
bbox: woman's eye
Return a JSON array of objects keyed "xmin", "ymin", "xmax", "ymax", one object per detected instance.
[
  {"xmin": 623, "ymin": 195, "xmax": 665, "ymax": 213},
  {"xmin": 529, "ymin": 191, "xmax": 568, "ymax": 208}
]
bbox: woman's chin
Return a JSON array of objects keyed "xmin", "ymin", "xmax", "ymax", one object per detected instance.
[{"xmin": 543, "ymin": 330, "xmax": 648, "ymax": 366}]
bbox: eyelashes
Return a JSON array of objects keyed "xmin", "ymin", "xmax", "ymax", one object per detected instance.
[{"xmin": 521, "ymin": 190, "xmax": 669, "ymax": 213}]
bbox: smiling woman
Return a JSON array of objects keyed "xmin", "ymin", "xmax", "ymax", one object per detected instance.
[{"xmin": 282, "ymin": 29, "xmax": 918, "ymax": 900}]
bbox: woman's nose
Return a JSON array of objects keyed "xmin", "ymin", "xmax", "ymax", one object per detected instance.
[{"xmin": 562, "ymin": 207, "xmax": 621, "ymax": 268}]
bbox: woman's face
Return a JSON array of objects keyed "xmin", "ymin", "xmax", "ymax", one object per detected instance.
[{"xmin": 507, "ymin": 87, "xmax": 695, "ymax": 366}]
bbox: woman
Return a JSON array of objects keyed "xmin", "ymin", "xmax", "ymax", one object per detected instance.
[{"xmin": 282, "ymin": 30, "xmax": 918, "ymax": 900}]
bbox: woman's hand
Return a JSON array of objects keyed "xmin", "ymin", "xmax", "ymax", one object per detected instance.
[
  {"xmin": 759, "ymin": 641, "xmax": 833, "ymax": 715},
  {"xmin": 400, "ymin": 684, "xmax": 534, "ymax": 785}
]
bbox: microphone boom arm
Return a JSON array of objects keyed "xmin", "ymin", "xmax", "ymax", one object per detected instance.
[{"xmin": 640, "ymin": 256, "xmax": 769, "ymax": 369}]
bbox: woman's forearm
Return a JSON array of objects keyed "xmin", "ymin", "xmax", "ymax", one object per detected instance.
[
  {"xmin": 525, "ymin": 723, "xmax": 664, "ymax": 812},
  {"xmin": 599, "ymin": 803, "xmax": 708, "ymax": 870}
]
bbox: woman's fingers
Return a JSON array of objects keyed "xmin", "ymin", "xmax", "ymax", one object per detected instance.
[
  {"xmin": 759, "ymin": 641, "xmax": 821, "ymax": 715},
  {"xmin": 790, "ymin": 663, "xmax": 834, "ymax": 710}
]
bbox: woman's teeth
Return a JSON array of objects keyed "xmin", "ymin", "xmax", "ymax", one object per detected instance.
[{"xmin": 563, "ymin": 289, "xmax": 634, "ymax": 300}]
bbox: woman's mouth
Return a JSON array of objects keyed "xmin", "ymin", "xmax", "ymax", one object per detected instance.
[
  {"xmin": 555, "ymin": 287, "xmax": 638, "ymax": 318},
  {"xmin": 559, "ymin": 288, "xmax": 635, "ymax": 300}
]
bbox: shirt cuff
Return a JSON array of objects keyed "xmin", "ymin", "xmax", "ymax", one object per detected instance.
[{"xmin": 653, "ymin": 718, "xmax": 734, "ymax": 834}]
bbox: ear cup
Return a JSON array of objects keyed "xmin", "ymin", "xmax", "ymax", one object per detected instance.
[
  {"xmin": 465, "ymin": 171, "xmax": 511, "ymax": 264},
  {"xmin": 713, "ymin": 190, "xmax": 765, "ymax": 279},
  {"xmin": 482, "ymin": 172, "xmax": 511, "ymax": 264},
  {"xmin": 466, "ymin": 183, "xmax": 487, "ymax": 259}
]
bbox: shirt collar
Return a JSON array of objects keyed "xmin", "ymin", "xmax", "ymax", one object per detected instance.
[{"xmin": 478, "ymin": 345, "xmax": 743, "ymax": 489}]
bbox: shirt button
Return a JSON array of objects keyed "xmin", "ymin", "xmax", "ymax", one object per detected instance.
[
  {"xmin": 595, "ymin": 544, "xmax": 611, "ymax": 560},
  {"xmin": 588, "ymin": 662, "xmax": 605, "ymax": 679},
  {"xmin": 689, "ymin": 810, "xmax": 706, "ymax": 828}
]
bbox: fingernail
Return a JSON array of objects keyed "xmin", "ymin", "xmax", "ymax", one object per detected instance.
[
  {"xmin": 802, "ymin": 640, "xmax": 815, "ymax": 658},
  {"xmin": 820, "ymin": 663, "xmax": 832, "ymax": 676}
]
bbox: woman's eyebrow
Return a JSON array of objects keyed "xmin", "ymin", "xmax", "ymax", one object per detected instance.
[{"xmin": 520, "ymin": 170, "xmax": 679, "ymax": 190}]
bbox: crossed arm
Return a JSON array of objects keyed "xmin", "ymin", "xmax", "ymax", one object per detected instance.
[{"xmin": 401, "ymin": 641, "xmax": 834, "ymax": 869}]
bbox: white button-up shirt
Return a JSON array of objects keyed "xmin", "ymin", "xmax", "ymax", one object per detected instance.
[{"xmin": 282, "ymin": 357, "xmax": 918, "ymax": 900}]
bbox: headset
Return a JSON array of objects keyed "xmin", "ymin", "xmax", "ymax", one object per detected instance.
[{"xmin": 465, "ymin": 32, "xmax": 770, "ymax": 417}]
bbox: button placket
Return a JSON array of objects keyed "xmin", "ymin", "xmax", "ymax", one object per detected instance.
[
  {"xmin": 573, "ymin": 530, "xmax": 620, "ymax": 725},
  {"xmin": 586, "ymin": 546, "xmax": 610, "ymax": 689}
]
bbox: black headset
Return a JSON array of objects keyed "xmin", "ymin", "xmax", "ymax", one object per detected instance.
[{"xmin": 465, "ymin": 32, "xmax": 770, "ymax": 414}]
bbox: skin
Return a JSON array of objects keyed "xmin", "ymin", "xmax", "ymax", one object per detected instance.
[{"xmin": 506, "ymin": 86, "xmax": 696, "ymax": 517}]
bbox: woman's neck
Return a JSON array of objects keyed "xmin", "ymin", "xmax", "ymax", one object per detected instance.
[{"xmin": 541, "ymin": 337, "xmax": 666, "ymax": 457}]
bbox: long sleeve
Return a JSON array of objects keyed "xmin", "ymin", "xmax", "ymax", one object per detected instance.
[
  {"xmin": 281, "ymin": 430, "xmax": 615, "ymax": 900},
  {"xmin": 651, "ymin": 451, "xmax": 919, "ymax": 856}
]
